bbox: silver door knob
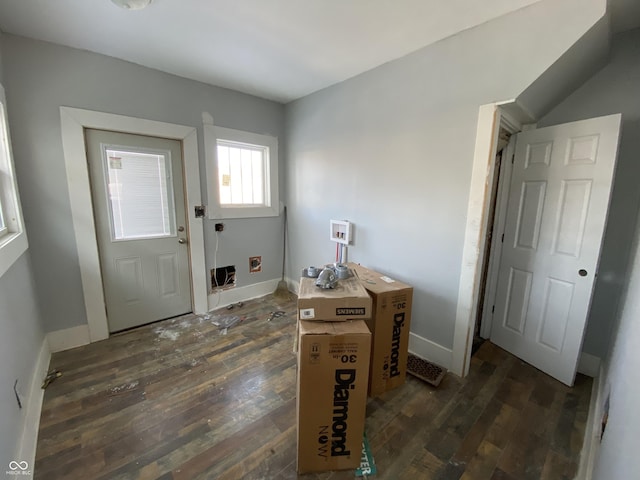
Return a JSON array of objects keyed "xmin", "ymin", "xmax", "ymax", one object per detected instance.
[{"xmin": 178, "ymin": 238, "xmax": 187, "ymax": 244}]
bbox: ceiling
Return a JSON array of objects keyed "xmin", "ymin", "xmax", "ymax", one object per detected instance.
[{"xmin": 0, "ymin": 0, "xmax": 637, "ymax": 104}]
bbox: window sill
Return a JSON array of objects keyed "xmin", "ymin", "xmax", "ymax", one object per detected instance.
[
  {"xmin": 0, "ymin": 230, "xmax": 28, "ymax": 278},
  {"xmin": 209, "ymin": 204, "xmax": 280, "ymax": 220}
]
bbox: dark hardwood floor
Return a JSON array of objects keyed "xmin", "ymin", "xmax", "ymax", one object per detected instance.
[{"xmin": 35, "ymin": 295, "xmax": 590, "ymax": 479}]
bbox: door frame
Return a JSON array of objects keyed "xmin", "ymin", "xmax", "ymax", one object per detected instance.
[
  {"xmin": 451, "ymin": 100, "xmax": 534, "ymax": 377},
  {"xmin": 60, "ymin": 107, "xmax": 208, "ymax": 342},
  {"xmin": 478, "ymin": 131, "xmax": 516, "ymax": 339}
]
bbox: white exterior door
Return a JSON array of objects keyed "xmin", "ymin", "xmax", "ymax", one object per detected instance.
[
  {"xmin": 490, "ymin": 114, "xmax": 621, "ymax": 385},
  {"xmin": 86, "ymin": 129, "xmax": 192, "ymax": 332}
]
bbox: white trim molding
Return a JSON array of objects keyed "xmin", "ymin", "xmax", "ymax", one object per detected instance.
[
  {"xmin": 578, "ymin": 352, "xmax": 601, "ymax": 378},
  {"xmin": 451, "ymin": 100, "xmax": 532, "ymax": 377},
  {"xmin": 0, "ymin": 84, "xmax": 29, "ymax": 278},
  {"xmin": 60, "ymin": 107, "xmax": 207, "ymax": 342},
  {"xmin": 451, "ymin": 103, "xmax": 501, "ymax": 377},
  {"xmin": 577, "ymin": 363, "xmax": 604, "ymax": 480},
  {"xmin": 207, "ymin": 278, "xmax": 283, "ymax": 311},
  {"xmin": 17, "ymin": 337, "xmax": 50, "ymax": 475},
  {"xmin": 47, "ymin": 325, "xmax": 91, "ymax": 353},
  {"xmin": 408, "ymin": 332, "xmax": 453, "ymax": 371},
  {"xmin": 204, "ymin": 123, "xmax": 280, "ymax": 220}
]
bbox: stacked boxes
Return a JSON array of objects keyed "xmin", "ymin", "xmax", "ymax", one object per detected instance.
[
  {"xmin": 296, "ymin": 265, "xmax": 412, "ymax": 473},
  {"xmin": 296, "ymin": 320, "xmax": 371, "ymax": 473},
  {"xmin": 296, "ymin": 268, "xmax": 372, "ymax": 473},
  {"xmin": 350, "ymin": 263, "xmax": 414, "ymax": 396}
]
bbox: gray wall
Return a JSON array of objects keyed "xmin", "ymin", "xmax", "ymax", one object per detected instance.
[
  {"xmin": 593, "ymin": 206, "xmax": 640, "ymax": 477},
  {"xmin": 1, "ymin": 26, "xmax": 46, "ymax": 473},
  {"xmin": 517, "ymin": 16, "xmax": 610, "ymax": 120},
  {"xmin": 538, "ymin": 28, "xmax": 640, "ymax": 478},
  {"xmin": 538, "ymin": 28, "xmax": 640, "ymax": 358},
  {"xmin": 0, "ymin": 254, "xmax": 45, "ymax": 471},
  {"xmin": 593, "ymin": 175, "xmax": 640, "ymax": 480},
  {"xmin": 2, "ymin": 34, "xmax": 285, "ymax": 333},
  {"xmin": 0, "ymin": 29, "xmax": 3, "ymax": 80},
  {"xmin": 284, "ymin": 0, "xmax": 604, "ymax": 350}
]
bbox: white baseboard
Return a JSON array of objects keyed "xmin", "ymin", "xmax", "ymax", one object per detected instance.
[
  {"xmin": 408, "ymin": 332, "xmax": 453, "ymax": 370},
  {"xmin": 208, "ymin": 278, "xmax": 291, "ymax": 311},
  {"xmin": 576, "ymin": 363, "xmax": 604, "ymax": 480},
  {"xmin": 17, "ymin": 337, "xmax": 51, "ymax": 477},
  {"xmin": 288, "ymin": 276, "xmax": 300, "ymax": 296},
  {"xmin": 578, "ymin": 352, "xmax": 601, "ymax": 378},
  {"xmin": 49, "ymin": 280, "xmax": 298, "ymax": 352},
  {"xmin": 47, "ymin": 324, "xmax": 90, "ymax": 353}
]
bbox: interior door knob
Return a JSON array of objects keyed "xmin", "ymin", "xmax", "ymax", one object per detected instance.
[
  {"xmin": 578, "ymin": 269, "xmax": 588, "ymax": 277},
  {"xmin": 178, "ymin": 238, "xmax": 187, "ymax": 244}
]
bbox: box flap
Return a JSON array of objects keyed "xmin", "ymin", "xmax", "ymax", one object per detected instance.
[
  {"xmin": 298, "ymin": 271, "xmax": 369, "ymax": 300},
  {"xmin": 349, "ymin": 263, "xmax": 412, "ymax": 294},
  {"xmin": 298, "ymin": 270, "xmax": 372, "ymax": 321}
]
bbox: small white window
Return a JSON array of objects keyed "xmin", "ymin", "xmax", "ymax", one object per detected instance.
[
  {"xmin": 0, "ymin": 182, "xmax": 6, "ymax": 237},
  {"xmin": 0, "ymin": 103, "xmax": 11, "ymax": 240},
  {"xmin": 206, "ymin": 125, "xmax": 279, "ymax": 219},
  {"xmin": 0, "ymin": 83, "xmax": 28, "ymax": 278}
]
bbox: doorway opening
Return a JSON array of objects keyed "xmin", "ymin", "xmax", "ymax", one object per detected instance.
[
  {"xmin": 451, "ymin": 101, "xmax": 528, "ymax": 378},
  {"xmin": 454, "ymin": 102, "xmax": 622, "ymax": 386},
  {"xmin": 60, "ymin": 107, "xmax": 208, "ymax": 343},
  {"xmin": 471, "ymin": 112, "xmax": 622, "ymax": 386},
  {"xmin": 472, "ymin": 127, "xmax": 512, "ymax": 357}
]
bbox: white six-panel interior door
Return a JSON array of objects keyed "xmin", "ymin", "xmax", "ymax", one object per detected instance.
[{"xmin": 490, "ymin": 114, "xmax": 621, "ymax": 386}]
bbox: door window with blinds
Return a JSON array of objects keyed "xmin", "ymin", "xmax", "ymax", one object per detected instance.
[
  {"xmin": 102, "ymin": 146, "xmax": 177, "ymax": 241},
  {"xmin": 206, "ymin": 125, "xmax": 279, "ymax": 219}
]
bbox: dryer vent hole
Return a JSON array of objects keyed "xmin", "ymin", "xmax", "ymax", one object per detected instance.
[{"xmin": 211, "ymin": 265, "xmax": 236, "ymax": 291}]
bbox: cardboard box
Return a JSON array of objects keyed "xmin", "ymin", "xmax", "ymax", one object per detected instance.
[
  {"xmin": 296, "ymin": 320, "xmax": 371, "ymax": 473},
  {"xmin": 350, "ymin": 263, "xmax": 413, "ymax": 396},
  {"xmin": 298, "ymin": 272, "xmax": 372, "ymax": 321}
]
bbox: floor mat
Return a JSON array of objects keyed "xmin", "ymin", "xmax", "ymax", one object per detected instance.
[
  {"xmin": 407, "ymin": 353, "xmax": 447, "ymax": 387},
  {"xmin": 355, "ymin": 432, "xmax": 376, "ymax": 477}
]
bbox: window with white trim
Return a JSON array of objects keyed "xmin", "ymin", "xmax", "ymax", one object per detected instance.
[
  {"xmin": 0, "ymin": 103, "xmax": 10, "ymax": 240},
  {"xmin": 0, "ymin": 83, "xmax": 28, "ymax": 278},
  {"xmin": 206, "ymin": 125, "xmax": 279, "ymax": 219}
]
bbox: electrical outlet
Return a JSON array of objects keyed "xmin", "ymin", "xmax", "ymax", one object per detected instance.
[{"xmin": 194, "ymin": 205, "xmax": 206, "ymax": 218}]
